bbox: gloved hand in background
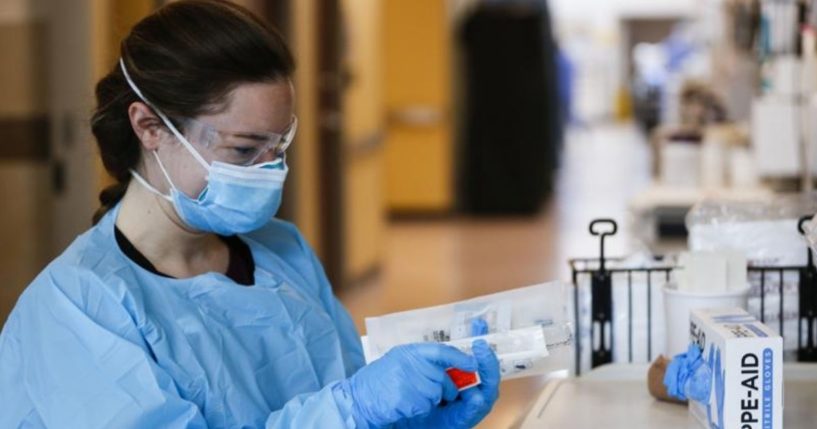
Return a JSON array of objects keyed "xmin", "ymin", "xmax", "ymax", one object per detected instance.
[
  {"xmin": 663, "ymin": 343, "xmax": 712, "ymax": 403},
  {"xmin": 334, "ymin": 343, "xmax": 478, "ymax": 428},
  {"xmin": 398, "ymin": 339, "xmax": 501, "ymax": 429}
]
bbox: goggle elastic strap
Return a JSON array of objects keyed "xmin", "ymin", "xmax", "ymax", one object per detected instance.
[{"xmin": 119, "ymin": 58, "xmax": 210, "ymax": 171}]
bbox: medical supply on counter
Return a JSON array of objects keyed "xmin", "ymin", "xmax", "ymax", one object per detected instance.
[
  {"xmin": 661, "ymin": 135, "xmax": 702, "ymax": 188},
  {"xmin": 663, "ymin": 344, "xmax": 713, "ymax": 404},
  {"xmin": 701, "ymin": 136, "xmax": 727, "ymax": 189},
  {"xmin": 688, "ymin": 308, "xmax": 783, "ymax": 429},
  {"xmin": 676, "ymin": 251, "xmax": 747, "ymax": 294},
  {"xmin": 751, "ymin": 98, "xmax": 800, "ymax": 177},
  {"xmin": 686, "ymin": 196, "xmax": 815, "ymax": 266},
  {"xmin": 701, "ymin": 125, "xmax": 752, "ymax": 189},
  {"xmin": 728, "ymin": 147, "xmax": 759, "ymax": 188},
  {"xmin": 364, "ymin": 283, "xmax": 572, "ymax": 380},
  {"xmin": 520, "ymin": 363, "xmax": 817, "ymax": 429},
  {"xmin": 664, "ymin": 283, "xmax": 750, "ymax": 357},
  {"xmin": 647, "ymin": 355, "xmax": 685, "ymax": 404},
  {"xmin": 687, "ymin": 197, "xmax": 817, "ymax": 355},
  {"xmin": 664, "ymin": 250, "xmax": 751, "ymax": 356}
]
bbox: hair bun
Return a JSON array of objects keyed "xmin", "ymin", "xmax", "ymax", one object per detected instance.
[{"xmin": 92, "ymin": 181, "xmax": 130, "ymax": 224}]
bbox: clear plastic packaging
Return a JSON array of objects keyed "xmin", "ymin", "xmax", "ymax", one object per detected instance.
[
  {"xmin": 686, "ymin": 194, "xmax": 817, "ymax": 357},
  {"xmin": 364, "ymin": 282, "xmax": 572, "ymax": 380},
  {"xmin": 686, "ymin": 195, "xmax": 817, "ymax": 269},
  {"xmin": 445, "ymin": 326, "xmax": 548, "ymax": 379},
  {"xmin": 448, "ymin": 300, "xmax": 512, "ymax": 341},
  {"xmin": 686, "ymin": 194, "xmax": 817, "ymax": 227}
]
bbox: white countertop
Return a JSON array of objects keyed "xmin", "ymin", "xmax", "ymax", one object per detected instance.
[
  {"xmin": 517, "ymin": 363, "xmax": 817, "ymax": 429},
  {"xmin": 629, "ymin": 184, "xmax": 773, "ymax": 212}
]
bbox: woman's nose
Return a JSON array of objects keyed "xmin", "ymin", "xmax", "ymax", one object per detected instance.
[{"xmin": 255, "ymin": 148, "xmax": 280, "ymax": 164}]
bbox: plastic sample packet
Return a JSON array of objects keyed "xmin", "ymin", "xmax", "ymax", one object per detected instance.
[
  {"xmin": 363, "ymin": 282, "xmax": 573, "ymax": 381},
  {"xmin": 445, "ymin": 325, "xmax": 552, "ymax": 380}
]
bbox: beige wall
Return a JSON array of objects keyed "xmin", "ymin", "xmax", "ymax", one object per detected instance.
[
  {"xmin": 45, "ymin": 0, "xmax": 102, "ymax": 254},
  {"xmin": 0, "ymin": 4, "xmax": 50, "ymax": 324},
  {"xmin": 342, "ymin": 0, "xmax": 384, "ymax": 146},
  {"xmin": 0, "ymin": 165, "xmax": 51, "ymax": 323},
  {"xmin": 0, "ymin": 0, "xmax": 153, "ymax": 325},
  {"xmin": 383, "ymin": 0, "xmax": 455, "ymax": 212},
  {"xmin": 291, "ymin": 0, "xmax": 323, "ymax": 253},
  {"xmin": 0, "ymin": 23, "xmax": 47, "ymax": 115},
  {"xmin": 342, "ymin": 0, "xmax": 386, "ymax": 282}
]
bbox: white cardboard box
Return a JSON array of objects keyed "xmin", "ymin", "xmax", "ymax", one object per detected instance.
[{"xmin": 689, "ymin": 308, "xmax": 783, "ymax": 429}]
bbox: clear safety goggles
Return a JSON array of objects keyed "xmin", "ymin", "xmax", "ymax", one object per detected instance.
[{"xmin": 176, "ymin": 115, "xmax": 298, "ymax": 166}]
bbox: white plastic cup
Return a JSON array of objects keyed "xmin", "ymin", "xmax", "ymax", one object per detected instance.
[
  {"xmin": 700, "ymin": 141, "xmax": 726, "ymax": 189},
  {"xmin": 663, "ymin": 283, "xmax": 750, "ymax": 357},
  {"xmin": 661, "ymin": 141, "xmax": 701, "ymax": 188}
]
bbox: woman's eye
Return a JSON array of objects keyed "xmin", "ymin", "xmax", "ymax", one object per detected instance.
[{"xmin": 230, "ymin": 146, "xmax": 256, "ymax": 156}]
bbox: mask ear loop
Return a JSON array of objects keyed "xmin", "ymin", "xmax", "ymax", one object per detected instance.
[
  {"xmin": 128, "ymin": 147, "xmax": 179, "ymax": 202},
  {"xmin": 130, "ymin": 166, "xmax": 173, "ymax": 203},
  {"xmin": 152, "ymin": 150, "xmax": 180, "ymax": 192},
  {"xmin": 119, "ymin": 58, "xmax": 211, "ymax": 172}
]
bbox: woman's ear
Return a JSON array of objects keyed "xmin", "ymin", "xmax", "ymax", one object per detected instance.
[{"xmin": 127, "ymin": 101, "xmax": 165, "ymax": 151}]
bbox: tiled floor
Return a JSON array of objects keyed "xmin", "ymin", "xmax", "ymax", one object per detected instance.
[{"xmin": 339, "ymin": 123, "xmax": 652, "ymax": 428}]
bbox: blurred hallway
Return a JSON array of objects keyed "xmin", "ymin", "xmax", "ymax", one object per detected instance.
[{"xmin": 339, "ymin": 123, "xmax": 652, "ymax": 428}]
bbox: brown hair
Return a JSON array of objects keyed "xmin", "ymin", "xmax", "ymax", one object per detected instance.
[{"xmin": 91, "ymin": 0, "xmax": 294, "ymax": 224}]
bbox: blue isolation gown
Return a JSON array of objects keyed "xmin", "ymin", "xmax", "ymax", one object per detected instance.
[{"xmin": 0, "ymin": 204, "xmax": 367, "ymax": 428}]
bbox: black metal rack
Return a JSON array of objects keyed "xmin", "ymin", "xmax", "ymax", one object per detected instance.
[{"xmin": 570, "ymin": 217, "xmax": 817, "ymax": 376}]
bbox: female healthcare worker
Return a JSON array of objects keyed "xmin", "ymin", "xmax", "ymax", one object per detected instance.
[{"xmin": 0, "ymin": 1, "xmax": 500, "ymax": 427}]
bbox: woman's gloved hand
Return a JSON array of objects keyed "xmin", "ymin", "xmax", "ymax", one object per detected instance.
[
  {"xmin": 399, "ymin": 340, "xmax": 501, "ymax": 429},
  {"xmin": 335, "ymin": 343, "xmax": 478, "ymax": 428}
]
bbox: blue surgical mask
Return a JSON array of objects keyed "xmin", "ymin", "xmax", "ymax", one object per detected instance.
[{"xmin": 121, "ymin": 59, "xmax": 288, "ymax": 235}]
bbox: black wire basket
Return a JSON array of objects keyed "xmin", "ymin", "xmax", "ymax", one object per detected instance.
[{"xmin": 569, "ymin": 217, "xmax": 817, "ymax": 375}]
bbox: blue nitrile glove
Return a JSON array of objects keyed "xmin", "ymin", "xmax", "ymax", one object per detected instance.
[
  {"xmin": 398, "ymin": 340, "xmax": 501, "ymax": 429},
  {"xmin": 470, "ymin": 318, "xmax": 490, "ymax": 336},
  {"xmin": 664, "ymin": 343, "xmax": 712, "ymax": 403},
  {"xmin": 334, "ymin": 343, "xmax": 478, "ymax": 428}
]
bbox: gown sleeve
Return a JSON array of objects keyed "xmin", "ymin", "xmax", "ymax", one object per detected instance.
[
  {"xmin": 252, "ymin": 220, "xmax": 367, "ymax": 377},
  {"xmin": 9, "ymin": 267, "xmax": 209, "ymax": 428},
  {"xmin": 4, "ymin": 264, "xmax": 365, "ymax": 429},
  {"xmin": 299, "ymin": 235, "xmax": 367, "ymax": 377},
  {"xmin": 256, "ymin": 222, "xmax": 371, "ymax": 427}
]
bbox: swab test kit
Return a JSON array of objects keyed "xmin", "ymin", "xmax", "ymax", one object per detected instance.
[{"xmin": 363, "ymin": 283, "xmax": 573, "ymax": 386}]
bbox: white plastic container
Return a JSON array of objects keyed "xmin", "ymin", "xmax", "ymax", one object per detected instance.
[
  {"xmin": 661, "ymin": 141, "xmax": 701, "ymax": 188},
  {"xmin": 728, "ymin": 146, "xmax": 759, "ymax": 188},
  {"xmin": 700, "ymin": 141, "xmax": 726, "ymax": 189},
  {"xmin": 663, "ymin": 283, "xmax": 750, "ymax": 356}
]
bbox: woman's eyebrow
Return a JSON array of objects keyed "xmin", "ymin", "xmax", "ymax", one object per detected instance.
[{"xmin": 232, "ymin": 132, "xmax": 269, "ymax": 141}]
